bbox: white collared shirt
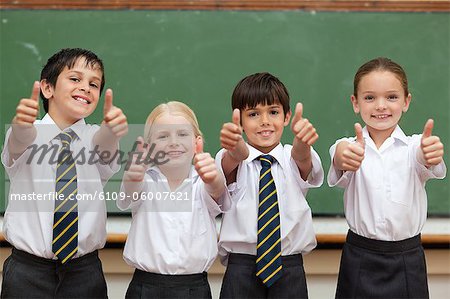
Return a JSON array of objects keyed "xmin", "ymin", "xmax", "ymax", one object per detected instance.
[
  {"xmin": 216, "ymin": 143, "xmax": 323, "ymax": 265},
  {"xmin": 328, "ymin": 125, "xmax": 447, "ymax": 241},
  {"xmin": 1, "ymin": 114, "xmax": 120, "ymax": 258},
  {"xmin": 118, "ymin": 166, "xmax": 228, "ymax": 274}
]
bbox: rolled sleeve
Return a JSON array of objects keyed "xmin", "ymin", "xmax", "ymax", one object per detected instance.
[
  {"xmin": 199, "ymin": 182, "xmax": 231, "ymax": 218},
  {"xmin": 416, "ymin": 161, "xmax": 447, "ymax": 182},
  {"xmin": 411, "ymin": 134, "xmax": 447, "ymax": 182},
  {"xmin": 289, "ymin": 147, "xmax": 324, "ymax": 189},
  {"xmin": 92, "ymin": 145, "xmax": 121, "ymax": 186},
  {"xmin": 85, "ymin": 125, "xmax": 121, "ymax": 185},
  {"xmin": 117, "ymin": 179, "xmax": 147, "ymax": 211},
  {"xmin": 214, "ymin": 148, "xmax": 235, "ymax": 210},
  {"xmin": 117, "ymin": 183, "xmax": 132, "ymax": 211},
  {"xmin": 1, "ymin": 128, "xmax": 31, "ymax": 177},
  {"xmin": 214, "ymin": 148, "xmax": 227, "ymax": 178},
  {"xmin": 327, "ymin": 138, "xmax": 354, "ymax": 188}
]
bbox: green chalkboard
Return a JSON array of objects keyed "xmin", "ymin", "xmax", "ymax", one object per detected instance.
[{"xmin": 1, "ymin": 10, "xmax": 449, "ymax": 215}]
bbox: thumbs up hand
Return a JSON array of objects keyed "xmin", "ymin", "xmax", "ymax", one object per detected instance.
[
  {"xmin": 9, "ymin": 81, "xmax": 40, "ymax": 161},
  {"xmin": 94, "ymin": 89, "xmax": 128, "ymax": 163},
  {"xmin": 291, "ymin": 103, "xmax": 318, "ymax": 161},
  {"xmin": 354, "ymin": 123, "xmax": 365, "ymax": 147},
  {"xmin": 291, "ymin": 103, "xmax": 318, "ymax": 146},
  {"xmin": 102, "ymin": 89, "xmax": 128, "ymax": 139},
  {"xmin": 12, "ymin": 81, "xmax": 40, "ymax": 127},
  {"xmin": 291, "ymin": 103, "xmax": 318, "ymax": 180},
  {"xmin": 334, "ymin": 123, "xmax": 365, "ymax": 171},
  {"xmin": 418, "ymin": 119, "xmax": 444, "ymax": 167},
  {"xmin": 123, "ymin": 136, "xmax": 148, "ymax": 195},
  {"xmin": 220, "ymin": 108, "xmax": 249, "ymax": 162},
  {"xmin": 194, "ymin": 137, "xmax": 226, "ymax": 200},
  {"xmin": 194, "ymin": 137, "xmax": 219, "ymax": 184}
]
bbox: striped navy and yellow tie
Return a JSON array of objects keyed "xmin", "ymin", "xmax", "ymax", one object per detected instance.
[
  {"xmin": 256, "ymin": 155, "xmax": 282, "ymax": 287},
  {"xmin": 52, "ymin": 129, "xmax": 78, "ymax": 264}
]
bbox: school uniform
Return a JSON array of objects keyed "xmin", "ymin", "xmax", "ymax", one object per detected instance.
[
  {"xmin": 216, "ymin": 143, "xmax": 323, "ymax": 299},
  {"xmin": 117, "ymin": 166, "xmax": 229, "ymax": 299},
  {"xmin": 1, "ymin": 114, "xmax": 119, "ymax": 298},
  {"xmin": 328, "ymin": 125, "xmax": 446, "ymax": 299}
]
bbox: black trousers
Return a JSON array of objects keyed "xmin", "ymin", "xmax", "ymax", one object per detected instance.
[
  {"xmin": 125, "ymin": 269, "xmax": 212, "ymax": 299},
  {"xmin": 336, "ymin": 230, "xmax": 429, "ymax": 299},
  {"xmin": 1, "ymin": 247, "xmax": 107, "ymax": 299},
  {"xmin": 220, "ymin": 253, "xmax": 308, "ymax": 299}
]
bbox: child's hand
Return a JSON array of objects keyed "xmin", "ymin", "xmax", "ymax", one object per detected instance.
[
  {"xmin": 123, "ymin": 136, "xmax": 148, "ymax": 194},
  {"xmin": 334, "ymin": 123, "xmax": 365, "ymax": 171},
  {"xmin": 194, "ymin": 137, "xmax": 219, "ymax": 184},
  {"xmin": 419, "ymin": 119, "xmax": 444, "ymax": 166},
  {"xmin": 102, "ymin": 89, "xmax": 128, "ymax": 139},
  {"xmin": 9, "ymin": 82, "xmax": 40, "ymax": 161},
  {"xmin": 12, "ymin": 81, "xmax": 40, "ymax": 127},
  {"xmin": 290, "ymin": 103, "xmax": 317, "ymax": 179},
  {"xmin": 194, "ymin": 137, "xmax": 225, "ymax": 200},
  {"xmin": 291, "ymin": 103, "xmax": 318, "ymax": 147},
  {"xmin": 94, "ymin": 89, "xmax": 128, "ymax": 163},
  {"xmin": 220, "ymin": 109, "xmax": 249, "ymax": 162}
]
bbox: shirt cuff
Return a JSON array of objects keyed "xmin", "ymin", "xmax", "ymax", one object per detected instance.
[
  {"xmin": 290, "ymin": 148, "xmax": 324, "ymax": 188},
  {"xmin": 91, "ymin": 141, "xmax": 122, "ymax": 185},
  {"xmin": 415, "ymin": 157, "xmax": 447, "ymax": 181},
  {"xmin": 327, "ymin": 141, "xmax": 354, "ymax": 188},
  {"xmin": 1, "ymin": 128, "xmax": 31, "ymax": 177},
  {"xmin": 117, "ymin": 179, "xmax": 146, "ymax": 211},
  {"xmin": 201, "ymin": 173, "xmax": 234, "ymax": 216}
]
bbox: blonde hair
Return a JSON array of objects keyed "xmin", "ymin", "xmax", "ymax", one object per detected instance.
[{"xmin": 144, "ymin": 101, "xmax": 203, "ymax": 142}]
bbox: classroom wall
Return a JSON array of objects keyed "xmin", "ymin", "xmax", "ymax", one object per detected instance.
[
  {"xmin": 1, "ymin": 9, "xmax": 449, "ymax": 215},
  {"xmin": 1, "ymin": 246, "xmax": 449, "ymax": 299},
  {"xmin": 1, "ymin": 3, "xmax": 449, "ymax": 298},
  {"xmin": 1, "ymin": 0, "xmax": 450, "ymax": 11}
]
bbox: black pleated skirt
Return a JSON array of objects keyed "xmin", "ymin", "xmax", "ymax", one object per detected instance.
[{"xmin": 336, "ymin": 230, "xmax": 429, "ymax": 299}]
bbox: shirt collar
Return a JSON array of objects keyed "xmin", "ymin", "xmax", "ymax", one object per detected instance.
[
  {"xmin": 362, "ymin": 125, "xmax": 408, "ymax": 145},
  {"xmin": 245, "ymin": 143, "xmax": 286, "ymax": 169},
  {"xmin": 40, "ymin": 113, "xmax": 86, "ymax": 143},
  {"xmin": 147, "ymin": 165, "xmax": 199, "ymax": 181},
  {"xmin": 390, "ymin": 125, "xmax": 408, "ymax": 144}
]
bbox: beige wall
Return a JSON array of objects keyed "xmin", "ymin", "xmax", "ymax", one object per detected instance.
[
  {"xmin": 99, "ymin": 248, "xmax": 450, "ymax": 299},
  {"xmin": 3, "ymin": 248, "xmax": 447, "ymax": 298},
  {"xmin": 103, "ymin": 249, "xmax": 450, "ymax": 298}
]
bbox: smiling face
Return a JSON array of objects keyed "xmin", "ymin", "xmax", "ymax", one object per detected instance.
[
  {"xmin": 241, "ymin": 103, "xmax": 291, "ymax": 153},
  {"xmin": 351, "ymin": 70, "xmax": 411, "ymax": 140},
  {"xmin": 148, "ymin": 113, "xmax": 197, "ymax": 169},
  {"xmin": 42, "ymin": 57, "xmax": 102, "ymax": 127}
]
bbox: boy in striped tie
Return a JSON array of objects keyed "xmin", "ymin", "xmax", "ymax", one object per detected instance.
[
  {"xmin": 1, "ymin": 48, "xmax": 128, "ymax": 298},
  {"xmin": 217, "ymin": 72, "xmax": 323, "ymax": 298}
]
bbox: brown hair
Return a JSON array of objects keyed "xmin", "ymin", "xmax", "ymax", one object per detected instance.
[
  {"xmin": 353, "ymin": 57, "xmax": 409, "ymax": 96},
  {"xmin": 232, "ymin": 72, "xmax": 290, "ymax": 115},
  {"xmin": 40, "ymin": 48, "xmax": 105, "ymax": 112}
]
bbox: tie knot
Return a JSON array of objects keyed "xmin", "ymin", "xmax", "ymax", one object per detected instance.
[
  {"xmin": 259, "ymin": 155, "xmax": 274, "ymax": 168},
  {"xmin": 57, "ymin": 129, "xmax": 76, "ymax": 147}
]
